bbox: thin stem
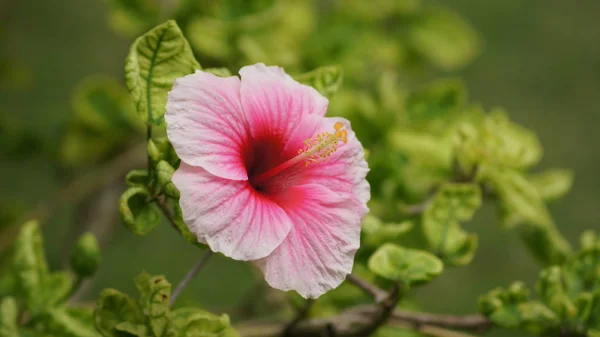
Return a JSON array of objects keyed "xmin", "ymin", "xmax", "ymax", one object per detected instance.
[
  {"xmin": 155, "ymin": 196, "xmax": 180, "ymax": 233},
  {"xmin": 389, "ymin": 309, "xmax": 491, "ymax": 331},
  {"xmin": 394, "ymin": 322, "xmax": 479, "ymax": 337},
  {"xmin": 170, "ymin": 250, "xmax": 214, "ymax": 306},
  {"xmin": 353, "ymin": 283, "xmax": 400, "ymax": 337},
  {"xmin": 282, "ymin": 299, "xmax": 315, "ymax": 336},
  {"xmin": 345, "ymin": 274, "xmax": 387, "ymax": 302},
  {"xmin": 235, "ymin": 306, "xmax": 491, "ymax": 337},
  {"xmin": 146, "ymin": 124, "xmax": 153, "ymax": 175},
  {"xmin": 345, "ymin": 275, "xmax": 491, "ymax": 332},
  {"xmin": 67, "ymin": 277, "xmax": 84, "ymax": 299}
]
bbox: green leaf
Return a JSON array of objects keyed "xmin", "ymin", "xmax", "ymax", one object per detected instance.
[
  {"xmin": 147, "ymin": 137, "xmax": 179, "ymax": 167},
  {"xmin": 422, "ymin": 183, "xmax": 481, "ymax": 266},
  {"xmin": 71, "ymin": 232, "xmax": 101, "ymax": 278},
  {"xmin": 294, "ymin": 66, "xmax": 343, "ymax": 97},
  {"xmin": 125, "ymin": 20, "xmax": 200, "ymax": 125},
  {"xmin": 520, "ymin": 223, "xmax": 572, "ymax": 266},
  {"xmin": 126, "ymin": 170, "xmax": 150, "ymax": 187},
  {"xmin": 573, "ymin": 290, "xmax": 600, "ymax": 326},
  {"xmin": 172, "ymin": 308, "xmax": 238, "ymax": 337},
  {"xmin": 71, "ymin": 76, "xmax": 141, "ymax": 133},
  {"xmin": 104, "ymin": 0, "xmax": 160, "ymax": 37},
  {"xmin": 204, "ymin": 68, "xmax": 232, "ymax": 77},
  {"xmin": 529, "ymin": 169, "xmax": 574, "ymax": 202},
  {"xmin": 580, "ymin": 231, "xmax": 599, "ymax": 251},
  {"xmin": 169, "ymin": 198, "xmax": 203, "ymax": 247},
  {"xmin": 479, "ymin": 283, "xmax": 559, "ymax": 334},
  {"xmin": 0, "ymin": 297, "xmax": 19, "ymax": 337},
  {"xmin": 13, "ymin": 221, "xmax": 49, "ymax": 314},
  {"xmin": 94, "ymin": 289, "xmax": 145, "ymax": 337},
  {"xmin": 59, "ymin": 125, "xmax": 124, "ymax": 167},
  {"xmin": 155, "ymin": 161, "xmax": 174, "ymax": 185},
  {"xmin": 479, "ymin": 282, "xmax": 530, "ymax": 316},
  {"xmin": 0, "ymin": 252, "xmax": 17, "ymax": 298},
  {"xmin": 536, "ymin": 266, "xmax": 576, "ymax": 319},
  {"xmin": 562, "ymin": 248, "xmax": 600, "ymax": 298},
  {"xmin": 456, "ymin": 110, "xmax": 542, "ymax": 172},
  {"xmin": 114, "ymin": 321, "xmax": 149, "ymax": 336},
  {"xmin": 362, "ymin": 214, "xmax": 413, "ymax": 248},
  {"xmin": 66, "ymin": 306, "xmax": 96, "ymax": 329},
  {"xmin": 44, "ymin": 271, "xmax": 73, "ymax": 307},
  {"xmin": 119, "ymin": 187, "xmax": 160, "ymax": 235},
  {"xmin": 186, "ymin": 18, "xmax": 232, "ymax": 60},
  {"xmin": 387, "ymin": 129, "xmax": 453, "ymax": 169},
  {"xmin": 490, "ymin": 302, "xmax": 559, "ymax": 334},
  {"xmin": 408, "ymin": 8, "xmax": 480, "ymax": 70},
  {"xmin": 134, "ymin": 273, "xmax": 171, "ymax": 337},
  {"xmin": 61, "ymin": 77, "xmax": 144, "ymax": 167},
  {"xmin": 486, "ymin": 169, "xmax": 552, "ymax": 228},
  {"xmin": 155, "ymin": 161, "xmax": 179, "ymax": 198},
  {"xmin": 405, "ymin": 78, "xmax": 466, "ymax": 125},
  {"xmin": 44, "ymin": 307, "xmax": 101, "ymax": 337},
  {"xmin": 368, "ymin": 243, "xmax": 443, "ymax": 285},
  {"xmin": 589, "ymin": 329, "xmax": 600, "ymax": 337}
]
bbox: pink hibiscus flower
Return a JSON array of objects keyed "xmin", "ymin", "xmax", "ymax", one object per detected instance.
[{"xmin": 165, "ymin": 63, "xmax": 370, "ymax": 298}]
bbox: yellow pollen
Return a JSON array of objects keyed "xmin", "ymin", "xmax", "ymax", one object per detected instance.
[{"xmin": 298, "ymin": 122, "xmax": 349, "ymax": 166}]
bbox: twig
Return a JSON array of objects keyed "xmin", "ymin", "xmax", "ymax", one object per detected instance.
[
  {"xmin": 418, "ymin": 324, "xmax": 479, "ymax": 337},
  {"xmin": 154, "ymin": 195, "xmax": 194, "ymax": 238},
  {"xmin": 236, "ymin": 305, "xmax": 491, "ymax": 337},
  {"xmin": 389, "ymin": 309, "xmax": 491, "ymax": 331},
  {"xmin": 282, "ymin": 299, "xmax": 314, "ymax": 336},
  {"xmin": 345, "ymin": 276, "xmax": 490, "ymax": 332},
  {"xmin": 170, "ymin": 250, "xmax": 214, "ymax": 306},
  {"xmin": 354, "ymin": 283, "xmax": 400, "ymax": 336},
  {"xmin": 345, "ymin": 274, "xmax": 387, "ymax": 302},
  {"xmin": 393, "ymin": 322, "xmax": 479, "ymax": 337}
]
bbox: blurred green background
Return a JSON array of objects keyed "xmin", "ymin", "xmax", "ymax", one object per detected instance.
[{"xmin": 1, "ymin": 1, "xmax": 599, "ymax": 336}]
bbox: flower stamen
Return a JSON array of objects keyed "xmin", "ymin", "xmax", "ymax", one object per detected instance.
[
  {"xmin": 251, "ymin": 122, "xmax": 348, "ymax": 187},
  {"xmin": 298, "ymin": 122, "xmax": 348, "ymax": 167}
]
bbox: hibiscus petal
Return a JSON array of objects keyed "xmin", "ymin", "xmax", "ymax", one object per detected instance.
[
  {"xmin": 166, "ymin": 70, "xmax": 250, "ymax": 181},
  {"xmin": 172, "ymin": 163, "xmax": 293, "ymax": 260},
  {"xmin": 273, "ymin": 114, "xmax": 370, "ymax": 210},
  {"xmin": 254, "ymin": 184, "xmax": 363, "ymax": 299},
  {"xmin": 239, "ymin": 63, "xmax": 329, "ymax": 144}
]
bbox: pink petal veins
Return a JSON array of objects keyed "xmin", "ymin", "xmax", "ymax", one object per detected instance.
[
  {"xmin": 255, "ymin": 184, "xmax": 363, "ymax": 299},
  {"xmin": 167, "ymin": 63, "xmax": 370, "ymax": 298},
  {"xmin": 166, "ymin": 70, "xmax": 249, "ymax": 181},
  {"xmin": 239, "ymin": 63, "xmax": 329, "ymax": 145},
  {"xmin": 172, "ymin": 163, "xmax": 293, "ymax": 260}
]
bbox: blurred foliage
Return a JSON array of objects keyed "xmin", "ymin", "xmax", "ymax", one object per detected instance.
[
  {"xmin": 0, "ymin": 0, "xmax": 595, "ymax": 337},
  {"xmin": 95, "ymin": 272, "xmax": 238, "ymax": 337},
  {"xmin": 479, "ymin": 231, "xmax": 600, "ymax": 336},
  {"xmin": 4, "ymin": 221, "xmax": 100, "ymax": 337}
]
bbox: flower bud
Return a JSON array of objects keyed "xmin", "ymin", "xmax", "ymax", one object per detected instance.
[{"xmin": 70, "ymin": 232, "xmax": 101, "ymax": 278}]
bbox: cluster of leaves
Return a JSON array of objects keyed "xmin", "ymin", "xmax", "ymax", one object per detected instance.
[
  {"xmin": 59, "ymin": 77, "xmax": 144, "ymax": 168},
  {"xmin": 1, "ymin": 1, "xmax": 586, "ymax": 336},
  {"xmin": 109, "ymin": 17, "xmax": 582, "ymax": 337},
  {"xmin": 355, "ymin": 76, "xmax": 574, "ymax": 270},
  {"xmin": 102, "ymin": 0, "xmax": 479, "ymax": 76},
  {"xmin": 0, "ymin": 221, "xmax": 101, "ymax": 337},
  {"xmin": 0, "ymin": 221, "xmax": 239, "ymax": 337},
  {"xmin": 95, "ymin": 272, "xmax": 237, "ymax": 337},
  {"xmin": 117, "ymin": 20, "xmax": 197, "ymax": 243},
  {"xmin": 115, "ymin": 20, "xmax": 344, "ymax": 247},
  {"xmin": 479, "ymin": 231, "xmax": 600, "ymax": 336}
]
